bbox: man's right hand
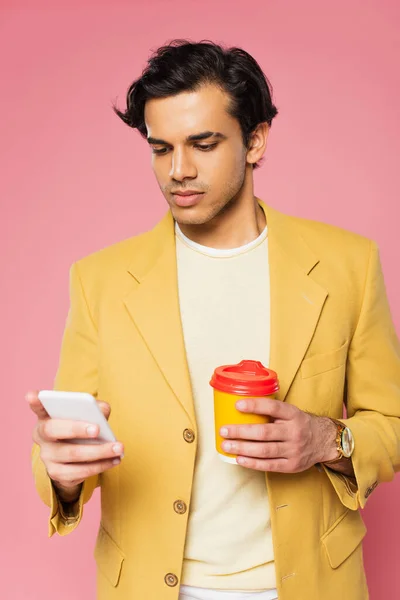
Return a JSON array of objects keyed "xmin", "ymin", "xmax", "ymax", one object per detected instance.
[{"xmin": 26, "ymin": 391, "xmax": 124, "ymax": 503}]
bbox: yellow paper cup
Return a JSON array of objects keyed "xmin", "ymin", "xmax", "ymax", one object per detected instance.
[{"xmin": 210, "ymin": 360, "xmax": 279, "ymax": 464}]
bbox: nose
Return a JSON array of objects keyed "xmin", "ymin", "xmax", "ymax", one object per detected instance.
[{"xmin": 169, "ymin": 147, "xmax": 197, "ymax": 182}]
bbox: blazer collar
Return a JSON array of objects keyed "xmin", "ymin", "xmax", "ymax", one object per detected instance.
[{"xmin": 127, "ymin": 199, "xmax": 320, "ymax": 280}]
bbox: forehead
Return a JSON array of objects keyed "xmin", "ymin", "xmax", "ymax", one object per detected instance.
[{"xmin": 144, "ymin": 84, "xmax": 240, "ymax": 140}]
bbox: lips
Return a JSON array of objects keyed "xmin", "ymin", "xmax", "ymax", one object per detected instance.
[
  {"xmin": 172, "ymin": 191, "xmax": 205, "ymax": 207},
  {"xmin": 172, "ymin": 191, "xmax": 203, "ymax": 196}
]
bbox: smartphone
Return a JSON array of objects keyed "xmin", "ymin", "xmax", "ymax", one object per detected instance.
[{"xmin": 38, "ymin": 390, "xmax": 116, "ymax": 445}]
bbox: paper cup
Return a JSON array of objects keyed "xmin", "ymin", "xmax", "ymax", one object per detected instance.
[{"xmin": 210, "ymin": 360, "xmax": 279, "ymax": 464}]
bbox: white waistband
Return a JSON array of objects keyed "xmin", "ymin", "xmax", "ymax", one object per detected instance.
[{"xmin": 179, "ymin": 585, "xmax": 278, "ymax": 600}]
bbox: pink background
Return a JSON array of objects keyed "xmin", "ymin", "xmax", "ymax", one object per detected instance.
[{"xmin": 2, "ymin": 1, "xmax": 399, "ymax": 598}]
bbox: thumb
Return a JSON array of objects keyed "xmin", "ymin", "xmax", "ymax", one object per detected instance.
[
  {"xmin": 97, "ymin": 400, "xmax": 111, "ymax": 421},
  {"xmin": 25, "ymin": 390, "xmax": 49, "ymax": 420}
]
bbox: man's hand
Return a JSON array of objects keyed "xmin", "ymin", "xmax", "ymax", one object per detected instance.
[
  {"xmin": 26, "ymin": 391, "xmax": 124, "ymax": 502},
  {"xmin": 220, "ymin": 397, "xmax": 338, "ymax": 473}
]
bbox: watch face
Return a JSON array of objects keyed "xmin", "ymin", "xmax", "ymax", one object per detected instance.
[{"xmin": 341, "ymin": 427, "xmax": 354, "ymax": 458}]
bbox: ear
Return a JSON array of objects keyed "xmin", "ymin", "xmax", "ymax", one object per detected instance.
[{"xmin": 246, "ymin": 122, "xmax": 270, "ymax": 166}]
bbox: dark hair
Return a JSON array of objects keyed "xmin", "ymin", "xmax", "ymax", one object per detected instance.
[{"xmin": 113, "ymin": 39, "xmax": 278, "ymax": 169}]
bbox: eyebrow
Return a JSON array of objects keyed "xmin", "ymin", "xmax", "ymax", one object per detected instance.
[{"xmin": 147, "ymin": 131, "xmax": 227, "ymax": 145}]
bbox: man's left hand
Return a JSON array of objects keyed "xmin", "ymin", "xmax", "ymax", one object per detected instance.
[{"xmin": 220, "ymin": 398, "xmax": 339, "ymax": 473}]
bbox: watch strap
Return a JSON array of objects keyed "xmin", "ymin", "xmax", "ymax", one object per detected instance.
[{"xmin": 323, "ymin": 418, "xmax": 345, "ymax": 463}]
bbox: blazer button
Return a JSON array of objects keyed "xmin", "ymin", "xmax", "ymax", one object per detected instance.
[
  {"xmin": 173, "ymin": 500, "xmax": 187, "ymax": 514},
  {"xmin": 183, "ymin": 429, "xmax": 195, "ymax": 443},
  {"xmin": 165, "ymin": 573, "xmax": 179, "ymax": 587}
]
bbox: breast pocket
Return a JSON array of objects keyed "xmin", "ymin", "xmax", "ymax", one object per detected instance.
[{"xmin": 301, "ymin": 340, "xmax": 349, "ymax": 379}]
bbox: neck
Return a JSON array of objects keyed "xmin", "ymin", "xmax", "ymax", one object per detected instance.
[{"xmin": 177, "ymin": 176, "xmax": 266, "ymax": 250}]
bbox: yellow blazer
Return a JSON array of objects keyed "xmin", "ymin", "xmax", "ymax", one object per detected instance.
[{"xmin": 32, "ymin": 200, "xmax": 400, "ymax": 600}]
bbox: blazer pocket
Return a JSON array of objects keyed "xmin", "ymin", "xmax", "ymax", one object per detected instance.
[
  {"xmin": 94, "ymin": 523, "xmax": 125, "ymax": 587},
  {"xmin": 321, "ymin": 509, "xmax": 367, "ymax": 569},
  {"xmin": 301, "ymin": 340, "xmax": 349, "ymax": 379}
]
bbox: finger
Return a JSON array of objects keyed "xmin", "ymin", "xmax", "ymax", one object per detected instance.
[
  {"xmin": 235, "ymin": 456, "xmax": 291, "ymax": 472},
  {"xmin": 97, "ymin": 401, "xmax": 111, "ymax": 420},
  {"xmin": 220, "ymin": 422, "xmax": 289, "ymax": 441},
  {"xmin": 221, "ymin": 440, "xmax": 288, "ymax": 459},
  {"xmin": 46, "ymin": 456, "xmax": 122, "ymax": 485},
  {"xmin": 25, "ymin": 390, "xmax": 50, "ymax": 420},
  {"xmin": 50, "ymin": 440, "xmax": 124, "ymax": 464},
  {"xmin": 38, "ymin": 418, "xmax": 101, "ymax": 442},
  {"xmin": 236, "ymin": 398, "xmax": 297, "ymax": 420}
]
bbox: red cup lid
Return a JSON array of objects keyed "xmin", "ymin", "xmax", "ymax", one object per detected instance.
[{"xmin": 210, "ymin": 360, "xmax": 279, "ymax": 396}]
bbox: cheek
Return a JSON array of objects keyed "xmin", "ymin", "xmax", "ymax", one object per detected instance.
[
  {"xmin": 151, "ymin": 154, "xmax": 160, "ymax": 173},
  {"xmin": 206, "ymin": 146, "xmax": 245, "ymax": 183},
  {"xmin": 217, "ymin": 150, "xmax": 246, "ymax": 190},
  {"xmin": 151, "ymin": 157, "xmax": 167, "ymax": 185}
]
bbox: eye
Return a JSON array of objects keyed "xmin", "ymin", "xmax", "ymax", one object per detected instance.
[
  {"xmin": 151, "ymin": 147, "xmax": 170, "ymax": 155},
  {"xmin": 195, "ymin": 143, "xmax": 217, "ymax": 151},
  {"xmin": 151, "ymin": 143, "xmax": 218, "ymax": 155}
]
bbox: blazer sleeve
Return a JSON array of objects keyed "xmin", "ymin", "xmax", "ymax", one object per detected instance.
[
  {"xmin": 322, "ymin": 240, "xmax": 400, "ymax": 510},
  {"xmin": 31, "ymin": 261, "xmax": 100, "ymax": 537}
]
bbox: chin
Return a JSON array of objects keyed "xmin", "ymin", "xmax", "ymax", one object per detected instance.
[
  {"xmin": 170, "ymin": 205, "xmax": 211, "ymax": 226},
  {"xmin": 173, "ymin": 214, "xmax": 209, "ymax": 226}
]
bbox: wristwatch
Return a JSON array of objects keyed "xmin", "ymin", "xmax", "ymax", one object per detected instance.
[{"xmin": 324, "ymin": 418, "xmax": 355, "ymax": 462}]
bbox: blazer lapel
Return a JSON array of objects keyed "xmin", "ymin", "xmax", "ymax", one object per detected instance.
[
  {"xmin": 123, "ymin": 212, "xmax": 196, "ymax": 426},
  {"xmin": 123, "ymin": 200, "xmax": 328, "ymax": 424},
  {"xmin": 260, "ymin": 201, "xmax": 328, "ymax": 401}
]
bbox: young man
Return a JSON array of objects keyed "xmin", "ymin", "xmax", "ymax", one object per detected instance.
[{"xmin": 28, "ymin": 40, "xmax": 400, "ymax": 600}]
